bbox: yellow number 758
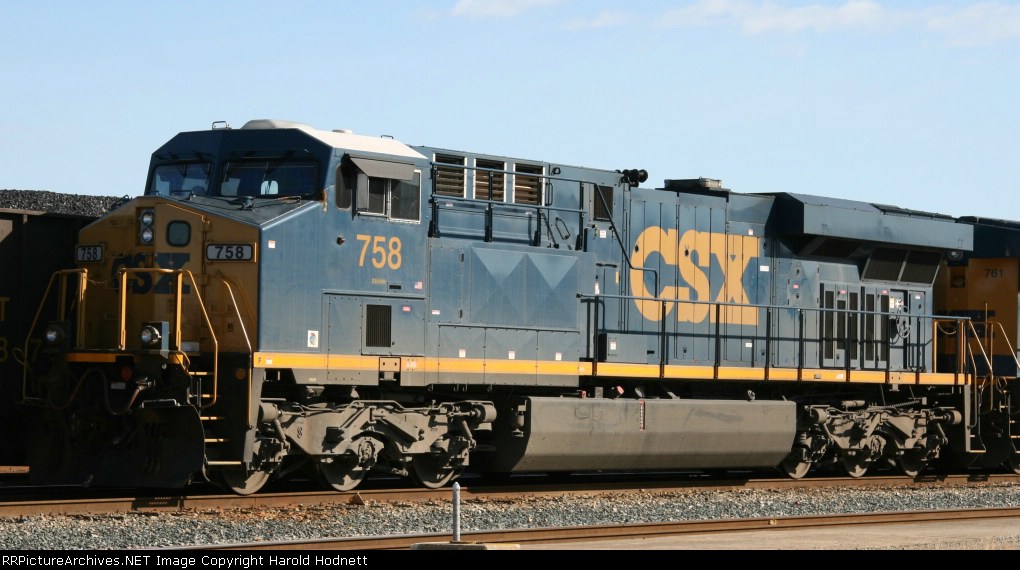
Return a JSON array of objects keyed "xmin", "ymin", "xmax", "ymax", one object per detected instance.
[{"xmin": 356, "ymin": 235, "xmax": 402, "ymax": 270}]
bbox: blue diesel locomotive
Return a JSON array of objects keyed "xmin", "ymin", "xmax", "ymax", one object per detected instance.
[{"xmin": 21, "ymin": 119, "xmax": 1018, "ymax": 494}]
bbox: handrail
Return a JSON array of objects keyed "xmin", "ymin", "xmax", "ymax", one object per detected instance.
[
  {"xmin": 582, "ymin": 291, "xmax": 963, "ymax": 320},
  {"xmin": 428, "ymin": 162, "xmax": 588, "ymax": 243},
  {"xmin": 590, "ymin": 185, "xmax": 658, "ymax": 305},
  {"xmin": 431, "ymin": 191, "xmax": 584, "ymax": 215},
  {"xmin": 967, "ymin": 320, "xmax": 1018, "ymax": 430},
  {"xmin": 430, "ymin": 192, "xmax": 575, "ymax": 246},
  {"xmin": 431, "ymin": 160, "xmax": 612, "ymax": 188},
  {"xmin": 988, "ymin": 320, "xmax": 1020, "ymax": 374},
  {"xmin": 964, "ymin": 342, "xmax": 981, "ymax": 431},
  {"xmin": 22, "ymin": 265, "xmax": 234, "ymax": 415},
  {"xmin": 182, "ymin": 270, "xmax": 219, "ymax": 411},
  {"xmin": 579, "ymin": 291, "xmax": 972, "ymax": 380},
  {"xmin": 216, "ymin": 276, "xmax": 255, "ymax": 426},
  {"xmin": 116, "ymin": 267, "xmax": 219, "ymax": 409},
  {"xmin": 217, "ymin": 278, "xmax": 253, "ymax": 354},
  {"xmin": 962, "ymin": 320, "xmax": 996, "ymax": 430},
  {"xmin": 21, "ymin": 268, "xmax": 88, "ymax": 403}
]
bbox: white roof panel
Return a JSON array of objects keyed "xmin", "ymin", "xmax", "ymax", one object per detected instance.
[{"xmin": 240, "ymin": 119, "xmax": 426, "ymax": 162}]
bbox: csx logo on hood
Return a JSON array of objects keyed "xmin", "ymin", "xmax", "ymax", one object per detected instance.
[{"xmin": 630, "ymin": 227, "xmax": 760, "ymax": 325}]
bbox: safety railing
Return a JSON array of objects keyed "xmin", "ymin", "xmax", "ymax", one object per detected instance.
[
  {"xmin": 957, "ymin": 319, "xmax": 1019, "ymax": 431},
  {"xmin": 116, "ymin": 268, "xmax": 220, "ymax": 409},
  {"xmin": 216, "ymin": 275, "xmax": 256, "ymax": 426},
  {"xmin": 972, "ymin": 320, "xmax": 1020, "ymax": 376},
  {"xmin": 20, "ymin": 266, "xmax": 237, "ymax": 412},
  {"xmin": 428, "ymin": 162, "xmax": 598, "ymax": 248},
  {"xmin": 428, "ymin": 192, "xmax": 584, "ymax": 247},
  {"xmin": 20, "ymin": 268, "xmax": 89, "ymax": 403},
  {"xmin": 580, "ymin": 292, "xmax": 973, "ymax": 382}
]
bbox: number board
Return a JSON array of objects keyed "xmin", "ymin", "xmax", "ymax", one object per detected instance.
[
  {"xmin": 206, "ymin": 244, "xmax": 254, "ymax": 261},
  {"xmin": 76, "ymin": 245, "xmax": 103, "ymax": 263}
]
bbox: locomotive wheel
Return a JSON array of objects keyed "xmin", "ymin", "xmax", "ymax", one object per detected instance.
[
  {"xmin": 409, "ymin": 454, "xmax": 462, "ymax": 489},
  {"xmin": 214, "ymin": 436, "xmax": 274, "ymax": 495},
  {"xmin": 780, "ymin": 457, "xmax": 812, "ymax": 479},
  {"xmin": 317, "ymin": 456, "xmax": 366, "ymax": 492},
  {"xmin": 841, "ymin": 456, "xmax": 869, "ymax": 478},
  {"xmin": 896, "ymin": 453, "xmax": 928, "ymax": 478},
  {"xmin": 1007, "ymin": 455, "xmax": 1020, "ymax": 475},
  {"xmin": 217, "ymin": 468, "xmax": 271, "ymax": 496}
]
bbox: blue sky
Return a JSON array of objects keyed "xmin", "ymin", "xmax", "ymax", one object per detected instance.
[{"xmin": 2, "ymin": 1, "xmax": 1018, "ymax": 220}]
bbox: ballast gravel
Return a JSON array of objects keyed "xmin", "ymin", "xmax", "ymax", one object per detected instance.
[{"xmin": 2, "ymin": 483, "xmax": 1020, "ymax": 550}]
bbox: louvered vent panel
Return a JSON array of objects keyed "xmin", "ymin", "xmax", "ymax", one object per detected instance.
[
  {"xmin": 475, "ymin": 159, "xmax": 505, "ymax": 201},
  {"xmin": 514, "ymin": 163, "xmax": 543, "ymax": 205},
  {"xmin": 594, "ymin": 185, "xmax": 613, "ymax": 220},
  {"xmin": 434, "ymin": 154, "xmax": 465, "ymax": 197}
]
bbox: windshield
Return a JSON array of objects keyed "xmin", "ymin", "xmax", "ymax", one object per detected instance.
[
  {"xmin": 219, "ymin": 159, "xmax": 318, "ymax": 198},
  {"xmin": 148, "ymin": 162, "xmax": 211, "ymax": 196}
]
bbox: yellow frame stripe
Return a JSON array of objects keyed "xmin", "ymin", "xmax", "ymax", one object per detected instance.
[
  {"xmin": 66, "ymin": 353, "xmax": 119, "ymax": 363},
  {"xmin": 65, "ymin": 352, "xmax": 189, "ymax": 365},
  {"xmin": 252, "ymin": 351, "xmax": 967, "ymax": 385}
]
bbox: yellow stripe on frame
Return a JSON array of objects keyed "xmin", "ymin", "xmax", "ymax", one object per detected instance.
[
  {"xmin": 255, "ymin": 352, "xmax": 592, "ymax": 377},
  {"xmin": 252, "ymin": 351, "xmax": 966, "ymax": 385},
  {"xmin": 66, "ymin": 353, "xmax": 120, "ymax": 363}
]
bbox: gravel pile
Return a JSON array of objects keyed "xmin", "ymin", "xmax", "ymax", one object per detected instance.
[
  {"xmin": 1, "ymin": 483, "xmax": 1020, "ymax": 550},
  {"xmin": 0, "ymin": 189, "xmax": 125, "ymax": 217}
]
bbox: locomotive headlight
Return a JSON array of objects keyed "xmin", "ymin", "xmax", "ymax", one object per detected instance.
[
  {"xmin": 140, "ymin": 321, "xmax": 170, "ymax": 350},
  {"xmin": 138, "ymin": 209, "xmax": 155, "ymax": 245},
  {"xmin": 44, "ymin": 324, "xmax": 66, "ymax": 345},
  {"xmin": 140, "ymin": 324, "xmax": 162, "ymax": 347}
]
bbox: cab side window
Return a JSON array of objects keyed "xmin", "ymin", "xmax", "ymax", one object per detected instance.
[
  {"xmin": 336, "ymin": 165, "xmax": 355, "ymax": 209},
  {"xmin": 390, "ymin": 175, "xmax": 421, "ymax": 221},
  {"xmin": 337, "ymin": 157, "xmax": 420, "ymax": 222}
]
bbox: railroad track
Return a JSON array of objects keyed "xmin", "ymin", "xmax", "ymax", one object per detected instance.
[
  {"xmin": 0, "ymin": 473, "xmax": 1017, "ymax": 518},
  {"xmin": 177, "ymin": 506, "xmax": 1020, "ymax": 550}
]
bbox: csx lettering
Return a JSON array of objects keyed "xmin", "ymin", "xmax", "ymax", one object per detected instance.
[
  {"xmin": 154, "ymin": 253, "xmax": 192, "ymax": 293},
  {"xmin": 630, "ymin": 227, "xmax": 760, "ymax": 325},
  {"xmin": 113, "ymin": 253, "xmax": 150, "ymax": 293},
  {"xmin": 356, "ymin": 234, "xmax": 402, "ymax": 269},
  {"xmin": 112, "ymin": 253, "xmax": 192, "ymax": 294}
]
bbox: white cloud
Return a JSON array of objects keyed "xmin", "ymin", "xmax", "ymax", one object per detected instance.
[
  {"xmin": 451, "ymin": 0, "xmax": 564, "ymax": 19},
  {"xmin": 746, "ymin": 0, "xmax": 888, "ymax": 33},
  {"xmin": 924, "ymin": 3, "xmax": 1020, "ymax": 46},
  {"xmin": 565, "ymin": 11, "xmax": 631, "ymax": 30},
  {"xmin": 655, "ymin": 1, "xmax": 1020, "ymax": 46},
  {"xmin": 659, "ymin": 0, "xmax": 891, "ymax": 33}
]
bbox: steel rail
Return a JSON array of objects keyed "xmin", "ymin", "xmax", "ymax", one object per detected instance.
[
  {"xmin": 0, "ymin": 473, "xmax": 1018, "ymax": 517},
  {"xmin": 186, "ymin": 506, "xmax": 1020, "ymax": 551}
]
